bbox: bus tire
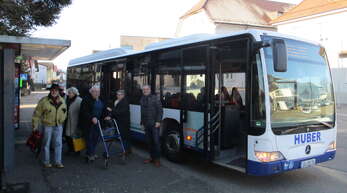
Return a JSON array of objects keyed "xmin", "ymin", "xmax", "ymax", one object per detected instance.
[{"xmin": 162, "ymin": 127, "xmax": 183, "ymax": 163}]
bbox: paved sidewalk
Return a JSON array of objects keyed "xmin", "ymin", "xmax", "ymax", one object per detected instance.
[{"xmin": 6, "ymin": 92, "xmax": 219, "ymax": 193}]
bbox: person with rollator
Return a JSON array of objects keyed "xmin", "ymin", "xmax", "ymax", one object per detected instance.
[{"xmin": 104, "ymin": 90, "xmax": 132, "ymax": 156}]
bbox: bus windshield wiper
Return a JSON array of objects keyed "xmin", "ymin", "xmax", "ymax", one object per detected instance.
[
  {"xmin": 280, "ymin": 126, "xmax": 306, "ymax": 135},
  {"xmin": 280, "ymin": 120, "xmax": 333, "ymax": 135},
  {"xmin": 312, "ymin": 120, "xmax": 333, "ymax": 128}
]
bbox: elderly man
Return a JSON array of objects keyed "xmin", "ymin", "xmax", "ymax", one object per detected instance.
[
  {"xmin": 32, "ymin": 83, "xmax": 67, "ymax": 168},
  {"xmin": 79, "ymin": 85, "xmax": 106, "ymax": 162},
  {"xmin": 140, "ymin": 85, "xmax": 163, "ymax": 167}
]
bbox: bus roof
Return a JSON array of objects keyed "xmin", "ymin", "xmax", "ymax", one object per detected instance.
[
  {"xmin": 68, "ymin": 48, "xmax": 135, "ymax": 67},
  {"xmin": 68, "ymin": 29, "xmax": 320, "ymax": 67}
]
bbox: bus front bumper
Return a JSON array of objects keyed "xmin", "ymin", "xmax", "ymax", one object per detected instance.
[{"xmin": 247, "ymin": 150, "xmax": 336, "ymax": 176}]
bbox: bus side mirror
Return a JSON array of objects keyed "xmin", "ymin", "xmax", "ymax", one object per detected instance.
[{"xmin": 272, "ymin": 39, "xmax": 287, "ymax": 72}]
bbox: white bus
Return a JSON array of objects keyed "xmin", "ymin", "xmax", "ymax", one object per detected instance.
[{"xmin": 67, "ymin": 30, "xmax": 336, "ymax": 176}]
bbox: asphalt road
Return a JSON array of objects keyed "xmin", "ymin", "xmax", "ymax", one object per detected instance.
[{"xmin": 8, "ymin": 91, "xmax": 347, "ymax": 193}]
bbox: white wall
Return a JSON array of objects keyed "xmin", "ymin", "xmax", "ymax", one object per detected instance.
[
  {"xmin": 176, "ymin": 11, "xmax": 277, "ymax": 37},
  {"xmin": 175, "ymin": 10, "xmax": 216, "ymax": 37},
  {"xmin": 215, "ymin": 23, "xmax": 276, "ymax": 34},
  {"xmin": 275, "ymin": 11, "xmax": 347, "ymax": 104},
  {"xmin": 33, "ymin": 65, "xmax": 47, "ymax": 84}
]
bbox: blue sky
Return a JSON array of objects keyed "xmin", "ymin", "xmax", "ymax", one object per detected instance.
[{"xmin": 32, "ymin": 0, "xmax": 303, "ymax": 70}]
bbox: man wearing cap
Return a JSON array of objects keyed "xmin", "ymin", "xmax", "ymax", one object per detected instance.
[{"xmin": 32, "ymin": 83, "xmax": 67, "ymax": 168}]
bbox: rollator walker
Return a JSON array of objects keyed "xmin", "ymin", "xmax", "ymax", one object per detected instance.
[{"xmin": 97, "ymin": 119, "xmax": 126, "ymax": 169}]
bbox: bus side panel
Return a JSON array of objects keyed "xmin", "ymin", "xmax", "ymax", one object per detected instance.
[
  {"xmin": 183, "ymin": 111, "xmax": 204, "ymax": 149},
  {"xmin": 129, "ymin": 104, "xmax": 181, "ymax": 138},
  {"xmin": 130, "ymin": 104, "xmax": 142, "ymax": 132}
]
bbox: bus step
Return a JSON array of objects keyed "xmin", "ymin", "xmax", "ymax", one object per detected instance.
[{"xmin": 213, "ymin": 157, "xmax": 246, "ymax": 173}]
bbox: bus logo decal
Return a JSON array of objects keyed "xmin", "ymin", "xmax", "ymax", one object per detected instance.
[
  {"xmin": 305, "ymin": 145, "xmax": 311, "ymax": 154},
  {"xmin": 294, "ymin": 132, "xmax": 321, "ymax": 145}
]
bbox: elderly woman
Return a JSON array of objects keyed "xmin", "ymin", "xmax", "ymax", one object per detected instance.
[
  {"xmin": 65, "ymin": 87, "xmax": 82, "ymax": 154},
  {"xmin": 105, "ymin": 90, "xmax": 132, "ymax": 155}
]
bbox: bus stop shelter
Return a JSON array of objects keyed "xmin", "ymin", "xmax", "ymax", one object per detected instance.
[{"xmin": 0, "ymin": 35, "xmax": 71, "ymax": 190}]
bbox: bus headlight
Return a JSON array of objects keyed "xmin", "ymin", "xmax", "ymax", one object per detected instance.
[
  {"xmin": 326, "ymin": 141, "xmax": 336, "ymax": 152},
  {"xmin": 255, "ymin": 151, "xmax": 285, "ymax": 162}
]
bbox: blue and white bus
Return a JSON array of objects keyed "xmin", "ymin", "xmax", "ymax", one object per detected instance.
[{"xmin": 67, "ymin": 30, "xmax": 336, "ymax": 176}]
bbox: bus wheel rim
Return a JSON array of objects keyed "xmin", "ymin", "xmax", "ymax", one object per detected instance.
[{"xmin": 166, "ymin": 133, "xmax": 180, "ymax": 153}]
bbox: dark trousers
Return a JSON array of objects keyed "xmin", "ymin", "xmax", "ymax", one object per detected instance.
[
  {"xmin": 144, "ymin": 125, "xmax": 160, "ymax": 160},
  {"xmin": 66, "ymin": 136, "xmax": 74, "ymax": 152},
  {"xmin": 86, "ymin": 124, "xmax": 99, "ymax": 156},
  {"xmin": 118, "ymin": 124, "xmax": 132, "ymax": 152}
]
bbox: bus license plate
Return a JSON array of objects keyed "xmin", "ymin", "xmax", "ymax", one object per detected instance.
[{"xmin": 301, "ymin": 159, "xmax": 316, "ymax": 168}]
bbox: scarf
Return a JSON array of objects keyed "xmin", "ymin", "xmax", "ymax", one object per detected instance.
[{"xmin": 48, "ymin": 94, "xmax": 62, "ymax": 108}]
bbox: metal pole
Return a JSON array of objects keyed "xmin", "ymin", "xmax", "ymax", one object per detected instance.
[
  {"xmin": 217, "ymin": 63, "xmax": 222, "ymax": 155},
  {"xmin": 0, "ymin": 49, "xmax": 4, "ymax": 191}
]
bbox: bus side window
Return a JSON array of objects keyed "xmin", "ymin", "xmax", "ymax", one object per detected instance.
[
  {"xmin": 157, "ymin": 50, "xmax": 182, "ymax": 109},
  {"xmin": 182, "ymin": 46, "xmax": 207, "ymax": 112},
  {"xmin": 129, "ymin": 58, "xmax": 150, "ymax": 105},
  {"xmin": 161, "ymin": 74, "xmax": 181, "ymax": 109},
  {"xmin": 131, "ymin": 75, "xmax": 147, "ymax": 104}
]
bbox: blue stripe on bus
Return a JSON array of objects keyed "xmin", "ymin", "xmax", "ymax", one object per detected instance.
[{"xmin": 247, "ymin": 151, "xmax": 336, "ymax": 176}]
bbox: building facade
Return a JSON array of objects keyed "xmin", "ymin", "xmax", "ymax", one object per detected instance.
[
  {"xmin": 120, "ymin": 35, "xmax": 170, "ymax": 51},
  {"xmin": 32, "ymin": 64, "xmax": 47, "ymax": 88},
  {"xmin": 271, "ymin": 0, "xmax": 347, "ymax": 104},
  {"xmin": 175, "ymin": 0, "xmax": 294, "ymax": 37}
]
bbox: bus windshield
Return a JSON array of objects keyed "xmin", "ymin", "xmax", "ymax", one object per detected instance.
[{"xmin": 263, "ymin": 36, "xmax": 335, "ymax": 134}]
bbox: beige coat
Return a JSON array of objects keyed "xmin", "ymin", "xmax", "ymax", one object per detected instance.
[{"xmin": 65, "ymin": 96, "xmax": 82, "ymax": 137}]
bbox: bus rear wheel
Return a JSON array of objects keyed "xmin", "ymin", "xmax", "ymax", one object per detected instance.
[{"xmin": 163, "ymin": 129, "xmax": 183, "ymax": 162}]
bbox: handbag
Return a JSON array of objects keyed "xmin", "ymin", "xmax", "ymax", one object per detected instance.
[
  {"xmin": 26, "ymin": 130, "xmax": 43, "ymax": 158},
  {"xmin": 72, "ymin": 137, "xmax": 86, "ymax": 152}
]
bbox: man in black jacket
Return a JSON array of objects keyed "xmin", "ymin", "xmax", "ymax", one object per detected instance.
[
  {"xmin": 79, "ymin": 86, "xmax": 106, "ymax": 162},
  {"xmin": 140, "ymin": 85, "xmax": 163, "ymax": 167},
  {"xmin": 105, "ymin": 90, "xmax": 132, "ymax": 155}
]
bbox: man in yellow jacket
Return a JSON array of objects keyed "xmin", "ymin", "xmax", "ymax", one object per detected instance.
[{"xmin": 32, "ymin": 83, "xmax": 67, "ymax": 168}]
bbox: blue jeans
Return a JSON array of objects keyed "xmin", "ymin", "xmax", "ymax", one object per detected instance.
[
  {"xmin": 86, "ymin": 124, "xmax": 100, "ymax": 156},
  {"xmin": 144, "ymin": 125, "xmax": 161, "ymax": 160},
  {"xmin": 42, "ymin": 125, "xmax": 63, "ymax": 164}
]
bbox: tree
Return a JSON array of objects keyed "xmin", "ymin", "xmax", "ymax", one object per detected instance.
[{"xmin": 0, "ymin": 0, "xmax": 72, "ymax": 36}]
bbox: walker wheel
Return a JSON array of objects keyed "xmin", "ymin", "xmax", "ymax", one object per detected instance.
[
  {"xmin": 120, "ymin": 154, "xmax": 126, "ymax": 165},
  {"xmin": 104, "ymin": 158, "xmax": 109, "ymax": 169}
]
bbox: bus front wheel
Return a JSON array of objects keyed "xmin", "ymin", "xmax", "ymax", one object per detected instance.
[{"xmin": 162, "ymin": 129, "xmax": 183, "ymax": 162}]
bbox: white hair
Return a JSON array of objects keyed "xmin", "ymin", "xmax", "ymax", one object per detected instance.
[
  {"xmin": 67, "ymin": 87, "xmax": 79, "ymax": 96},
  {"xmin": 142, "ymin": 85, "xmax": 151, "ymax": 89},
  {"xmin": 89, "ymin": 85, "xmax": 100, "ymax": 93},
  {"xmin": 117, "ymin": 90, "xmax": 125, "ymax": 95}
]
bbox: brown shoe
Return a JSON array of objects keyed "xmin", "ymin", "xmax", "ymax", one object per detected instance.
[
  {"xmin": 154, "ymin": 160, "xmax": 161, "ymax": 167},
  {"xmin": 144, "ymin": 159, "xmax": 153, "ymax": 164},
  {"xmin": 43, "ymin": 163, "xmax": 52, "ymax": 168},
  {"xmin": 55, "ymin": 163, "xmax": 64, "ymax": 169}
]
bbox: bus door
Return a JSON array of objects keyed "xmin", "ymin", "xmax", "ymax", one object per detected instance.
[
  {"xmin": 102, "ymin": 63, "xmax": 126, "ymax": 105},
  {"xmin": 181, "ymin": 46, "xmax": 211, "ymax": 157},
  {"xmin": 210, "ymin": 39, "xmax": 250, "ymax": 172}
]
